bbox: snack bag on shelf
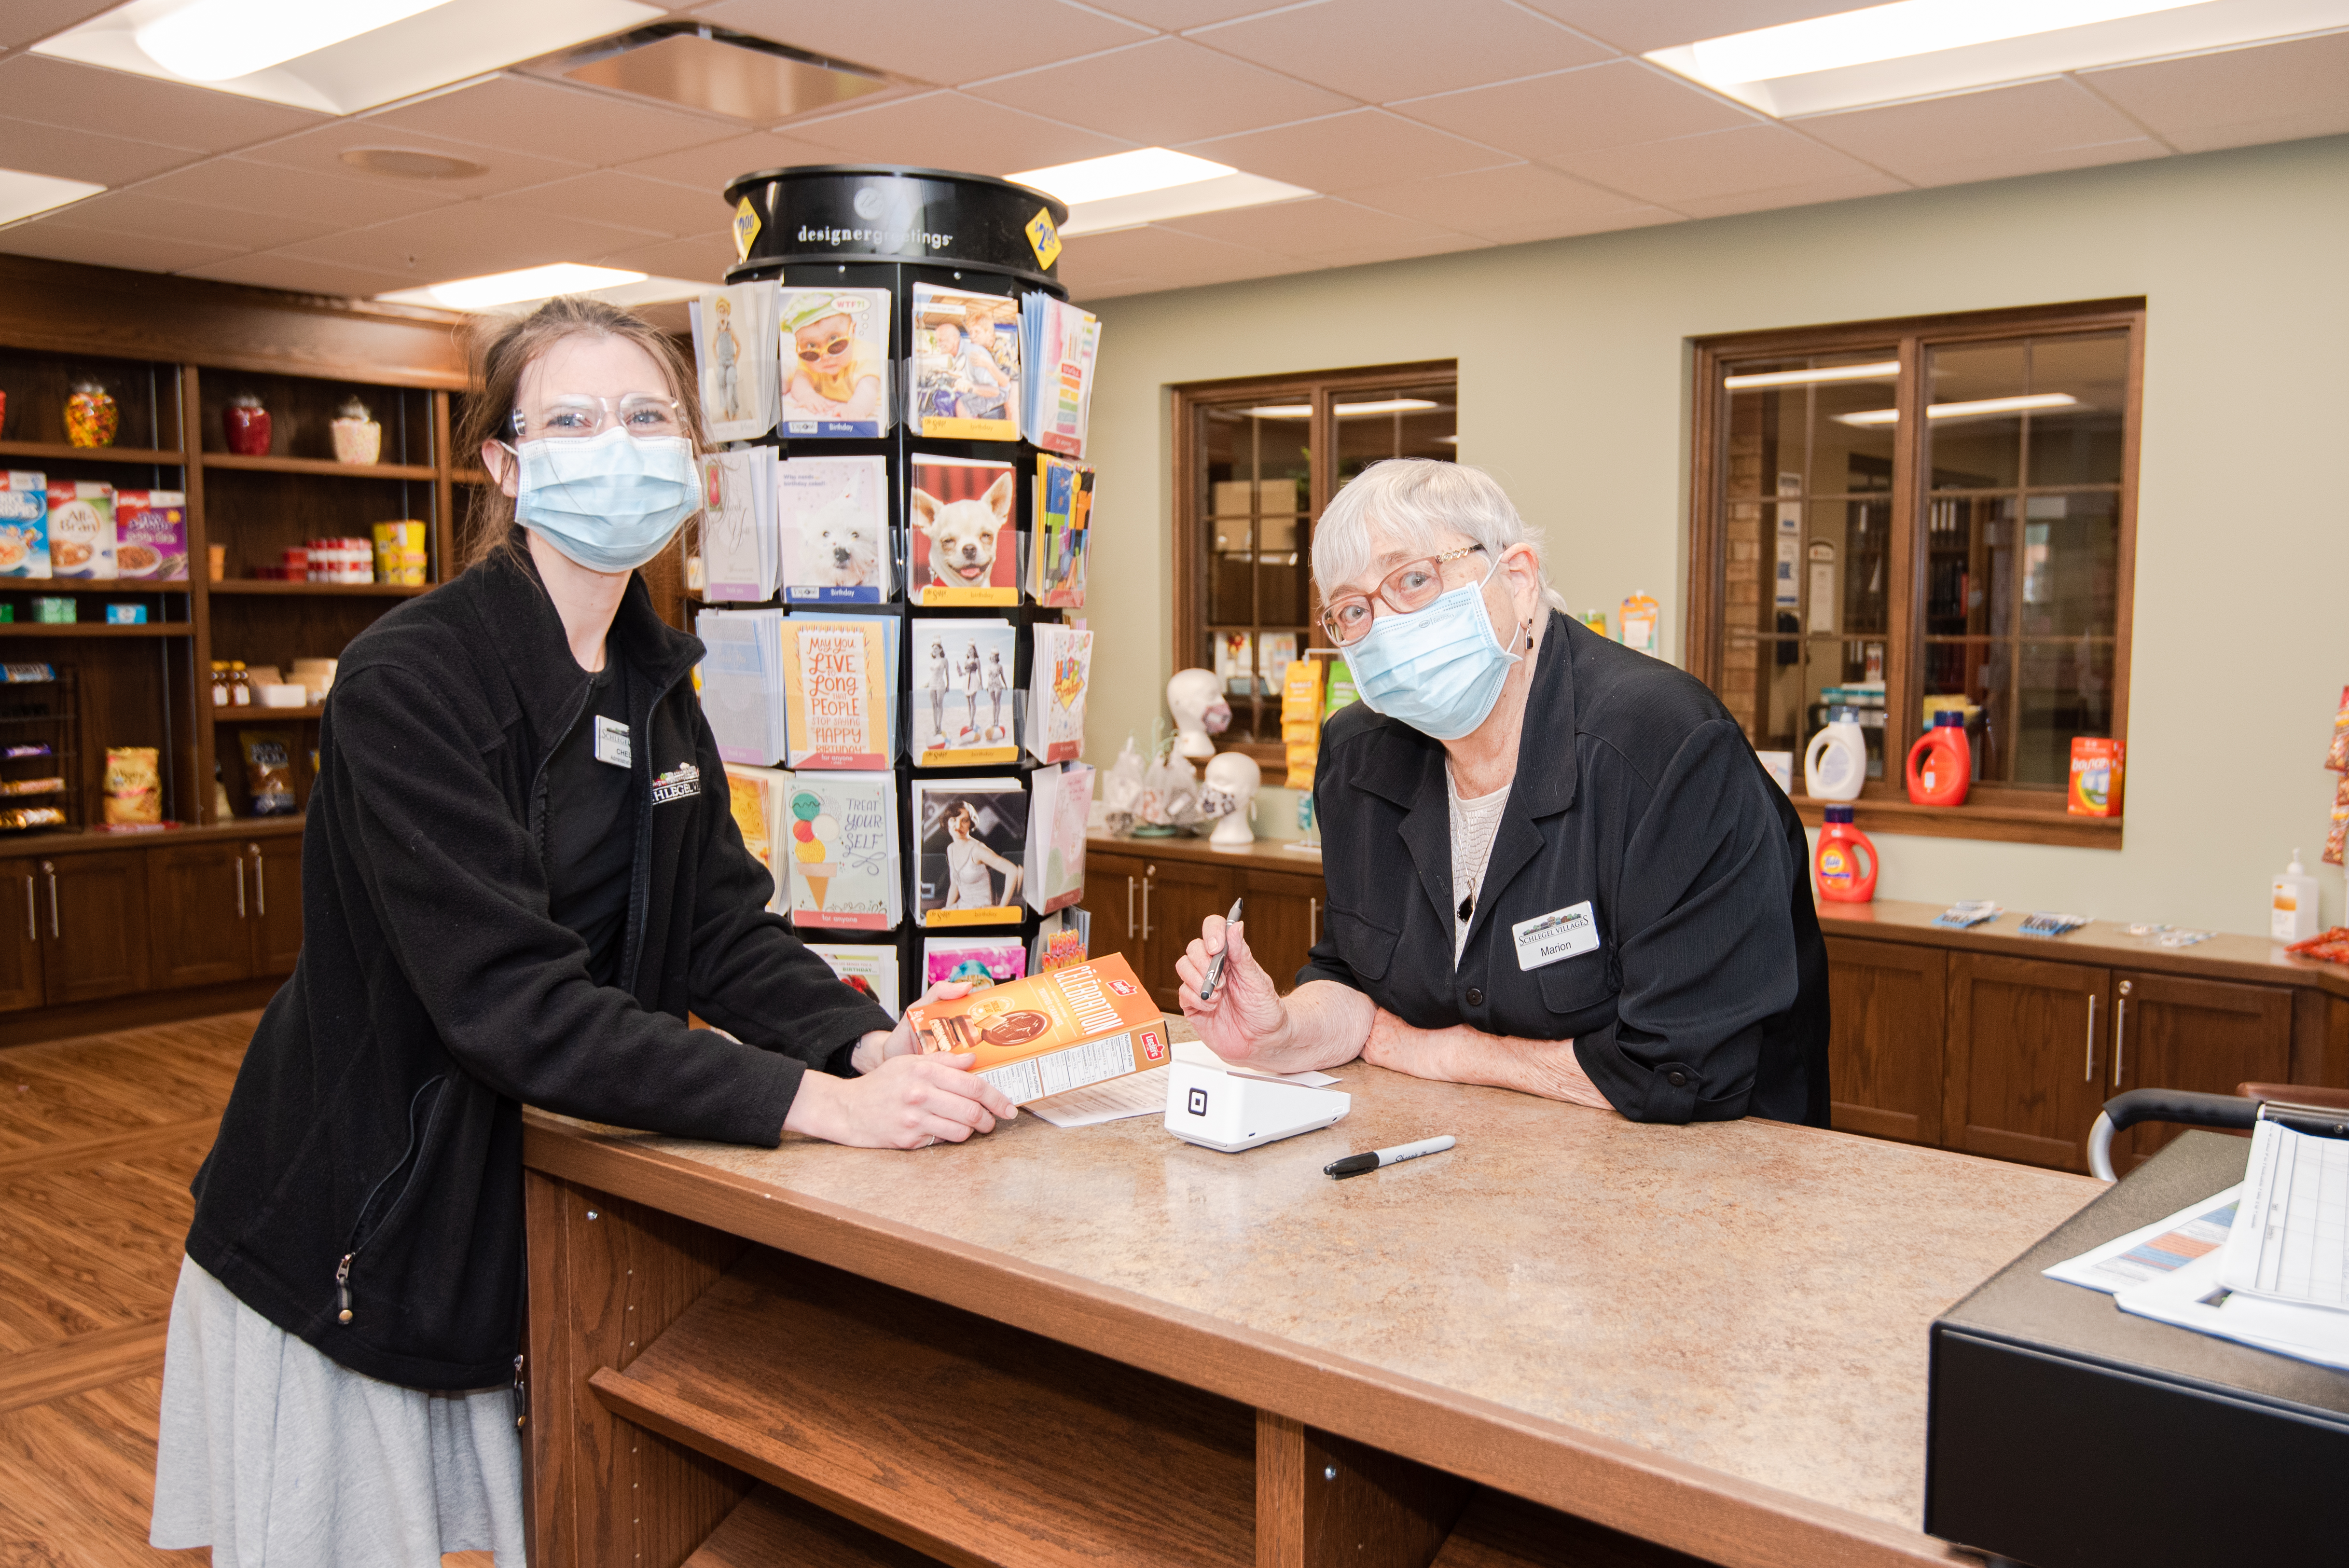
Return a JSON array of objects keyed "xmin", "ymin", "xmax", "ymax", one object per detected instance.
[
  {"xmin": 2327, "ymin": 684, "xmax": 2349, "ymax": 772},
  {"xmin": 0, "ymin": 472, "xmax": 52, "ymax": 578}
]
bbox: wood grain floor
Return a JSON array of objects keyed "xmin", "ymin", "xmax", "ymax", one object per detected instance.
[{"xmin": 0, "ymin": 1013, "xmax": 493, "ymax": 1568}]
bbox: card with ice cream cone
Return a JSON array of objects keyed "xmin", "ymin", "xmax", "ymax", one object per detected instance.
[{"xmin": 786, "ymin": 770, "xmax": 899, "ymax": 931}]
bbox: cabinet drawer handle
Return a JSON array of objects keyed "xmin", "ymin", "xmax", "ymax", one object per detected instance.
[
  {"xmin": 1126, "ymin": 875, "xmax": 1135, "ymax": 940},
  {"xmin": 2113, "ymin": 980, "xmax": 2131, "ymax": 1087},
  {"xmin": 1310, "ymin": 895, "xmax": 1319, "ymax": 948},
  {"xmin": 235, "ymin": 858, "xmax": 246, "ymax": 919},
  {"xmin": 251, "ymin": 848, "xmax": 266, "ymax": 918},
  {"xmin": 1140, "ymin": 876, "xmax": 1152, "ymax": 942},
  {"xmin": 41, "ymin": 861, "xmax": 57, "ymax": 940},
  {"xmin": 22, "ymin": 875, "xmax": 33, "ymax": 943},
  {"xmin": 2083, "ymin": 992, "xmax": 2098, "ymax": 1083}
]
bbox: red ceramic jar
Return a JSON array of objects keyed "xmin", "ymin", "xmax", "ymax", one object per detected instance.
[{"xmin": 224, "ymin": 394, "xmax": 271, "ymax": 456}]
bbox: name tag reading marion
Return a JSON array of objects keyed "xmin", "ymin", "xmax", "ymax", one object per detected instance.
[{"xmin": 1513, "ymin": 901, "xmax": 1600, "ymax": 971}]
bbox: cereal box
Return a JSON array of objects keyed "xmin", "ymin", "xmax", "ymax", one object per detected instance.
[
  {"xmin": 2067, "ymin": 737, "xmax": 2125, "ymax": 817},
  {"xmin": 0, "ymin": 473, "xmax": 49, "ymax": 578},
  {"xmin": 904, "ymin": 952, "xmax": 1165, "ymax": 1105},
  {"xmin": 47, "ymin": 481, "xmax": 115, "ymax": 578},
  {"xmin": 113, "ymin": 491, "xmax": 188, "ymax": 581}
]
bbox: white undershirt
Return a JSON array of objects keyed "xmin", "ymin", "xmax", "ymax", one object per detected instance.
[{"xmin": 1446, "ymin": 767, "xmax": 1511, "ymax": 964}]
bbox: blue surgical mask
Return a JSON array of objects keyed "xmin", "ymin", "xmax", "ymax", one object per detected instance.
[
  {"xmin": 1343, "ymin": 561, "xmax": 1527, "ymax": 741},
  {"xmin": 511, "ymin": 426, "xmax": 699, "ymax": 574}
]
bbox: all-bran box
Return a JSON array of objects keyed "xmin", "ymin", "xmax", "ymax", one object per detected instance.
[
  {"xmin": 905, "ymin": 952, "xmax": 1166, "ymax": 1104},
  {"xmin": 0, "ymin": 473, "xmax": 49, "ymax": 578},
  {"xmin": 47, "ymin": 481, "xmax": 115, "ymax": 578},
  {"xmin": 113, "ymin": 491, "xmax": 189, "ymax": 581}
]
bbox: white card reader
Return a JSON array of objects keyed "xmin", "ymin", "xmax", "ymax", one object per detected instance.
[{"xmin": 1163, "ymin": 1059, "xmax": 1350, "ymax": 1153}]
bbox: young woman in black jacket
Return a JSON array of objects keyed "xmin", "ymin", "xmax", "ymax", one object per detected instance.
[{"xmin": 149, "ymin": 298, "xmax": 1015, "ymax": 1567}]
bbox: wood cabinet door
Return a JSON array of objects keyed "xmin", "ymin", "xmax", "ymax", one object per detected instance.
[
  {"xmin": 1945, "ymin": 952, "xmax": 2110, "ymax": 1172},
  {"xmin": 148, "ymin": 842, "xmax": 254, "ymax": 990},
  {"xmin": 2110, "ymin": 970, "xmax": 2294, "ymax": 1172},
  {"xmin": 1823, "ymin": 937, "xmax": 1946, "ymax": 1145},
  {"xmin": 39, "ymin": 851, "xmax": 154, "ymax": 1004},
  {"xmin": 0, "ymin": 858, "xmax": 43, "ymax": 1012},
  {"xmin": 1139, "ymin": 856, "xmax": 1231, "ymax": 1013},
  {"xmin": 250, "ymin": 839, "xmax": 304, "ymax": 975},
  {"xmin": 1086, "ymin": 853, "xmax": 1146, "ymax": 974},
  {"xmin": 1234, "ymin": 866, "xmax": 1322, "ymax": 997}
]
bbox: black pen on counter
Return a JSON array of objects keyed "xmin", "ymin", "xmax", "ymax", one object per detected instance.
[
  {"xmin": 1196, "ymin": 896, "xmax": 1244, "ymax": 1002},
  {"xmin": 1326, "ymin": 1135, "xmax": 1457, "ymax": 1180}
]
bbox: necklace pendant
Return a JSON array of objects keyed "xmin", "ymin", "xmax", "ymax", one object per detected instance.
[{"xmin": 1458, "ymin": 894, "xmax": 1474, "ymax": 921}]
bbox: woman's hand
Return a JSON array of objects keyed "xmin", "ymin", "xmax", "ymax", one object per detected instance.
[
  {"xmin": 1176, "ymin": 917, "xmax": 1295, "ymax": 1067},
  {"xmin": 784, "ymin": 1052, "xmax": 1017, "ymax": 1149},
  {"xmin": 852, "ymin": 979, "xmax": 969, "ymax": 1073}
]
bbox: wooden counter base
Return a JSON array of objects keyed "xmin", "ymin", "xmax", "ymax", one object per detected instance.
[{"xmin": 524, "ymin": 1020, "xmax": 2095, "ymax": 1568}]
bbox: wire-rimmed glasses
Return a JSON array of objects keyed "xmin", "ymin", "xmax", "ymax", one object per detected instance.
[
  {"xmin": 509, "ymin": 394, "xmax": 684, "ymax": 441},
  {"xmin": 1316, "ymin": 545, "xmax": 1485, "ymax": 646}
]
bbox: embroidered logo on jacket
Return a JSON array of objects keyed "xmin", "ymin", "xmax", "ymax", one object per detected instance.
[{"xmin": 651, "ymin": 762, "xmax": 702, "ymax": 805}]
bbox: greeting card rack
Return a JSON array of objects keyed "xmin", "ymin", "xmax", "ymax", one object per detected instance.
[{"xmin": 722, "ymin": 164, "xmax": 1079, "ymax": 1012}]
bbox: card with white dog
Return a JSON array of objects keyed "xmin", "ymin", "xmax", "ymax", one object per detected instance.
[
  {"xmin": 909, "ymin": 454, "xmax": 1018, "ymax": 605},
  {"xmin": 780, "ymin": 455, "xmax": 889, "ymax": 604}
]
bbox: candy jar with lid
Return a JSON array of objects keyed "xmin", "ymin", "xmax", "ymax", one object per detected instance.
[
  {"xmin": 224, "ymin": 392, "xmax": 271, "ymax": 456},
  {"xmin": 66, "ymin": 380, "xmax": 118, "ymax": 448},
  {"xmin": 331, "ymin": 396, "xmax": 381, "ymax": 465}
]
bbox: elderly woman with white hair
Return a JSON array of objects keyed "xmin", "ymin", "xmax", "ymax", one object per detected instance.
[{"xmin": 1177, "ymin": 459, "xmax": 1827, "ymax": 1125}]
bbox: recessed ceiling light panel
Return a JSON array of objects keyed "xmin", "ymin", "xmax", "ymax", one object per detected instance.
[
  {"xmin": 551, "ymin": 23, "xmax": 888, "ymax": 122},
  {"xmin": 36, "ymin": 0, "xmax": 665, "ymax": 115},
  {"xmin": 1008, "ymin": 149, "xmax": 1316, "ymax": 237},
  {"xmin": 0, "ymin": 169, "xmax": 107, "ymax": 225},
  {"xmin": 375, "ymin": 264, "xmax": 715, "ymax": 313},
  {"xmin": 1647, "ymin": 0, "xmax": 2349, "ymax": 117}
]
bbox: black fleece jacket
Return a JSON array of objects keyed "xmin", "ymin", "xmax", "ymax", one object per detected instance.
[{"xmin": 184, "ymin": 540, "xmax": 892, "ymax": 1390}]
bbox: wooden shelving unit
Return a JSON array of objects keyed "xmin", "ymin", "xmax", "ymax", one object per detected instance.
[
  {"xmin": 199, "ymin": 452, "xmax": 439, "ymax": 481},
  {"xmin": 0, "ymin": 622, "xmax": 194, "ymax": 638},
  {"xmin": 209, "ymin": 703, "xmax": 323, "ymax": 721},
  {"xmin": 0, "ymin": 439, "xmax": 186, "ymax": 466}
]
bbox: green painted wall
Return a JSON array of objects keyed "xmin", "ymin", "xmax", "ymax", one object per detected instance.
[{"xmin": 1080, "ymin": 134, "xmax": 2349, "ymax": 937}]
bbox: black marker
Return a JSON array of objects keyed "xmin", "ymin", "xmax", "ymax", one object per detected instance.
[{"xmin": 1325, "ymin": 1135, "xmax": 1456, "ymax": 1179}]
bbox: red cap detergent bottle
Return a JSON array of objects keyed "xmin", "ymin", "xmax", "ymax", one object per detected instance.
[
  {"xmin": 1905, "ymin": 710, "xmax": 1971, "ymax": 806},
  {"xmin": 1814, "ymin": 804, "xmax": 1877, "ymax": 903}
]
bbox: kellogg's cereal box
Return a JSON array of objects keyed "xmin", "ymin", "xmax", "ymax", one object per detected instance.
[
  {"xmin": 904, "ymin": 952, "xmax": 1165, "ymax": 1105},
  {"xmin": 113, "ymin": 491, "xmax": 188, "ymax": 581},
  {"xmin": 0, "ymin": 473, "xmax": 48, "ymax": 578},
  {"xmin": 47, "ymin": 481, "xmax": 115, "ymax": 578}
]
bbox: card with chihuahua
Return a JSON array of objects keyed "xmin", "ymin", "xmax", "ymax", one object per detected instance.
[{"xmin": 909, "ymin": 454, "xmax": 1018, "ymax": 605}]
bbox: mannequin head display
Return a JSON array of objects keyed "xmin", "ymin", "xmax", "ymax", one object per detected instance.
[
  {"xmin": 1166, "ymin": 668, "xmax": 1230, "ymax": 761},
  {"xmin": 1201, "ymin": 751, "xmax": 1263, "ymax": 847}
]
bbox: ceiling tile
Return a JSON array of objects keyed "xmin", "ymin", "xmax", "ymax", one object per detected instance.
[
  {"xmin": 2081, "ymin": 31, "xmax": 2349, "ymax": 154},
  {"xmin": 1182, "ymin": 109, "xmax": 1514, "ymax": 194},
  {"xmin": 1893, "ymin": 136, "xmax": 2169, "ymax": 192},
  {"xmin": 139, "ymin": 158, "xmax": 461, "ymax": 227},
  {"xmin": 0, "ymin": 113, "xmax": 197, "ymax": 186},
  {"xmin": 1155, "ymin": 195, "xmax": 1467, "ymax": 256},
  {"xmin": 1519, "ymin": 0, "xmax": 1852, "ymax": 56},
  {"xmin": 615, "ymin": 129, "xmax": 848, "ymax": 190},
  {"xmin": 1291, "ymin": 229, "xmax": 1492, "ymax": 269},
  {"xmin": 787, "ymin": 92, "xmax": 1133, "ymax": 172},
  {"xmin": 692, "ymin": 0, "xmax": 1153, "ymax": 86},
  {"xmin": 1342, "ymin": 160, "xmax": 1654, "ymax": 237},
  {"xmin": 1549, "ymin": 122, "xmax": 1893, "ymax": 206},
  {"xmin": 176, "ymin": 251, "xmax": 428, "ymax": 300},
  {"xmin": 274, "ymin": 201, "xmax": 662, "ymax": 284},
  {"xmin": 0, "ymin": 219, "xmax": 245, "ymax": 274},
  {"xmin": 1795, "ymin": 77, "xmax": 2157, "ymax": 180},
  {"xmin": 1667, "ymin": 165, "xmax": 1909, "ymax": 219},
  {"xmin": 1188, "ymin": 0, "xmax": 1607, "ymax": 104},
  {"xmin": 1393, "ymin": 58, "xmax": 1756, "ymax": 160},
  {"xmin": 1080, "ymin": 0, "xmax": 1288, "ymax": 26},
  {"xmin": 30, "ymin": 190, "xmax": 337, "ymax": 252},
  {"xmin": 963, "ymin": 38, "xmax": 1355, "ymax": 144},
  {"xmin": 596, "ymin": 229, "xmax": 740, "ymax": 283},
  {"xmin": 0, "ymin": 53, "xmax": 325, "ymax": 151},
  {"xmin": 1472, "ymin": 204, "xmax": 1680, "ymax": 245},
  {"xmin": 503, "ymin": 171, "xmax": 731, "ymax": 238},
  {"xmin": 237, "ymin": 121, "xmax": 593, "ymax": 198},
  {"xmin": 0, "ymin": 0, "xmax": 122, "ymax": 52},
  {"xmin": 366, "ymin": 75, "xmax": 736, "ymax": 167},
  {"xmin": 1057, "ymin": 221, "xmax": 1277, "ymax": 281}
]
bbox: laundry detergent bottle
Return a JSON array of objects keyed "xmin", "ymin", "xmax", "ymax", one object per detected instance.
[
  {"xmin": 1905, "ymin": 710, "xmax": 1972, "ymax": 806},
  {"xmin": 1803, "ymin": 707, "xmax": 1867, "ymax": 801},
  {"xmin": 1813, "ymin": 804, "xmax": 1878, "ymax": 903}
]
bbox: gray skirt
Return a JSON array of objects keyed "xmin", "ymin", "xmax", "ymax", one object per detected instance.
[{"xmin": 150, "ymin": 1255, "xmax": 526, "ymax": 1568}]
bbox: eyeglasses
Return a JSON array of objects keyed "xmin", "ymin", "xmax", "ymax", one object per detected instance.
[
  {"xmin": 1317, "ymin": 546, "xmax": 1485, "ymax": 646},
  {"xmin": 510, "ymin": 394, "xmax": 683, "ymax": 441},
  {"xmin": 797, "ymin": 337, "xmax": 853, "ymax": 362}
]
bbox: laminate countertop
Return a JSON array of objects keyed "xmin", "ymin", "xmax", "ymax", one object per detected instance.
[{"xmin": 525, "ymin": 1018, "xmax": 2103, "ymax": 1568}]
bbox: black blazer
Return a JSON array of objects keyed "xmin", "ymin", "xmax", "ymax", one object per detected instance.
[{"xmin": 1302, "ymin": 612, "xmax": 1829, "ymax": 1126}]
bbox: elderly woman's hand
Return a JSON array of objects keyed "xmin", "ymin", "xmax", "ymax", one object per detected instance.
[{"xmin": 1175, "ymin": 916, "xmax": 1295, "ymax": 1066}]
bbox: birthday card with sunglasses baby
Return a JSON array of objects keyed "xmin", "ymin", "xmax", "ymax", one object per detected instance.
[
  {"xmin": 690, "ymin": 283, "xmax": 779, "ymax": 444},
  {"xmin": 779, "ymin": 289, "xmax": 892, "ymax": 438}
]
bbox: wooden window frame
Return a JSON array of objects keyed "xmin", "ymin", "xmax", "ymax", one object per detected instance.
[
  {"xmin": 1172, "ymin": 360, "xmax": 1457, "ymax": 769},
  {"xmin": 1689, "ymin": 299, "xmax": 2144, "ymax": 851}
]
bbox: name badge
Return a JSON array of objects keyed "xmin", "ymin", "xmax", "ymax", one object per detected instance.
[
  {"xmin": 1513, "ymin": 900, "xmax": 1600, "ymax": 971},
  {"xmin": 593, "ymin": 715, "xmax": 632, "ymax": 769}
]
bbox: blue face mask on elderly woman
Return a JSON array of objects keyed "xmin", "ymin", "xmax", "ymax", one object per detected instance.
[
  {"xmin": 506, "ymin": 399, "xmax": 699, "ymax": 574},
  {"xmin": 1343, "ymin": 557, "xmax": 1528, "ymax": 741}
]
